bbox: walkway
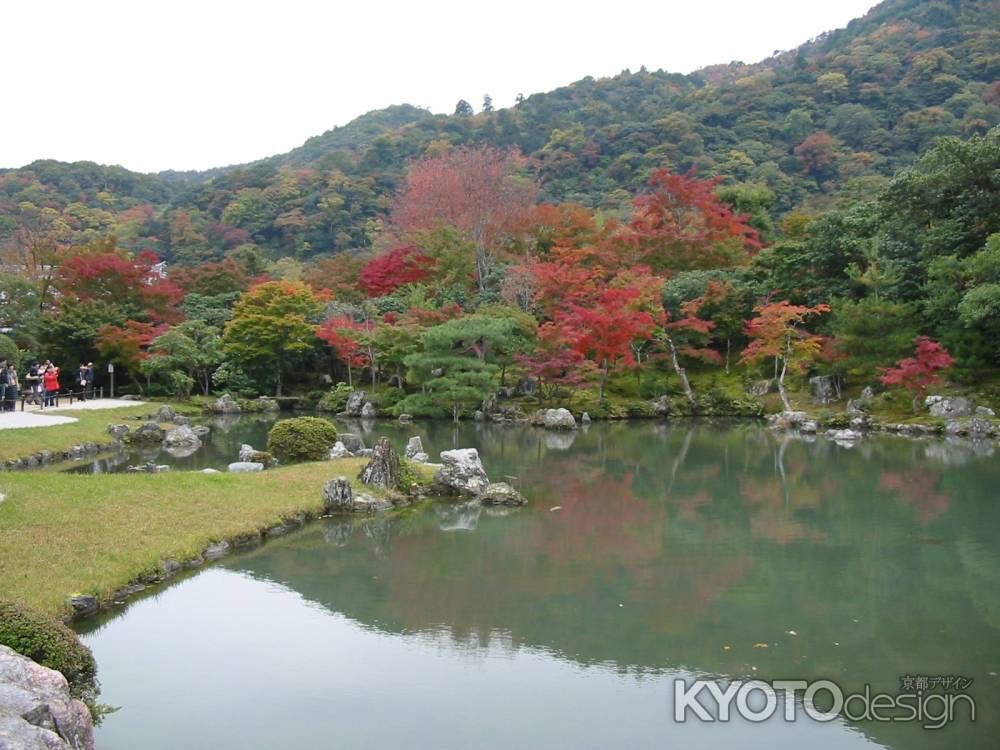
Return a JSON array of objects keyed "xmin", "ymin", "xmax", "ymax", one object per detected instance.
[{"xmin": 0, "ymin": 399, "xmax": 147, "ymax": 430}]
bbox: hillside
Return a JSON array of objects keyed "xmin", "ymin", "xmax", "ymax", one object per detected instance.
[{"xmin": 0, "ymin": 0, "xmax": 997, "ymax": 264}]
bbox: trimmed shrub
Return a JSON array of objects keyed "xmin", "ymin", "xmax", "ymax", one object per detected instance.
[
  {"xmin": 266, "ymin": 417, "xmax": 338, "ymax": 462},
  {"xmin": 317, "ymin": 382, "xmax": 353, "ymax": 413},
  {"xmin": 0, "ymin": 600, "xmax": 97, "ymax": 700}
]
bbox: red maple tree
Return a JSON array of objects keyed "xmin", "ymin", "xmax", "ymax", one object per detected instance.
[
  {"xmin": 879, "ymin": 336, "xmax": 954, "ymax": 412},
  {"xmin": 358, "ymin": 245, "xmax": 434, "ymax": 296}
]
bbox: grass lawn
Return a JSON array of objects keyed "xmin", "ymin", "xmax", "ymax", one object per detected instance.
[
  {"xmin": 0, "ymin": 403, "xmax": 200, "ymax": 463},
  {"xmin": 0, "ymin": 459, "xmax": 428, "ymax": 617}
]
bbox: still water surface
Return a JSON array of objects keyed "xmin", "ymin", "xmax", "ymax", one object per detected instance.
[{"xmin": 75, "ymin": 418, "xmax": 1000, "ymax": 749}]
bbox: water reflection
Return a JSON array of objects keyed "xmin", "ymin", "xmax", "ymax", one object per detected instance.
[{"xmin": 77, "ymin": 420, "xmax": 1000, "ymax": 750}]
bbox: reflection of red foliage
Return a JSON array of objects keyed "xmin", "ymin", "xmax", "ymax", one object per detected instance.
[{"xmin": 878, "ymin": 470, "xmax": 951, "ymax": 524}]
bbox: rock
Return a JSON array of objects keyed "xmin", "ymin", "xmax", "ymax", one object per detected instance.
[
  {"xmin": 849, "ymin": 416, "xmax": 872, "ymax": 431},
  {"xmin": 809, "ymin": 375, "xmax": 839, "ymax": 405},
  {"xmin": 975, "ymin": 406, "xmax": 996, "ymax": 417},
  {"xmin": 105, "ymin": 424, "xmax": 130, "ymax": 441},
  {"xmin": 203, "ymin": 541, "xmax": 230, "ymax": 560},
  {"xmin": 339, "ymin": 433, "xmax": 366, "ymax": 454},
  {"xmin": 129, "ymin": 421, "xmax": 165, "ymax": 443},
  {"xmin": 398, "ymin": 413, "xmax": 413, "ymax": 424},
  {"xmin": 118, "ymin": 394, "xmax": 141, "ymax": 401},
  {"xmin": 846, "ymin": 399, "xmax": 867, "ymax": 415},
  {"xmin": 0, "ymin": 645, "xmax": 95, "ymax": 750},
  {"xmin": 405, "ymin": 436, "xmax": 425, "ymax": 459},
  {"xmin": 945, "ymin": 417, "xmax": 995, "ymax": 437},
  {"xmin": 430, "ymin": 368, "xmax": 445, "ymax": 378},
  {"xmin": 163, "ymin": 425, "xmax": 202, "ymax": 449},
  {"xmin": 191, "ymin": 425, "xmax": 210, "ymax": 437},
  {"xmin": 433, "ymin": 448, "xmax": 490, "ymax": 496},
  {"xmin": 344, "ymin": 390, "xmax": 367, "ymax": 417},
  {"xmin": 767, "ymin": 411, "xmax": 809, "ymax": 430},
  {"xmin": 358, "ymin": 437, "xmax": 401, "ymax": 489},
  {"xmin": 199, "ymin": 468, "xmax": 221, "ymax": 474},
  {"xmin": 543, "ymin": 408, "xmax": 577, "ymax": 430},
  {"xmin": 925, "ymin": 395, "xmax": 972, "ymax": 418},
  {"xmin": 211, "ymin": 393, "xmax": 242, "ymax": 414},
  {"xmin": 580, "ymin": 412, "xmax": 591, "ymax": 425},
  {"xmin": 480, "ymin": 482, "xmax": 527, "ymax": 506},
  {"xmin": 173, "ymin": 415, "xmax": 192, "ymax": 426},
  {"xmin": 156, "ymin": 406, "xmax": 176, "ymax": 422},
  {"xmin": 238, "ymin": 444, "xmax": 256, "ymax": 462},
  {"xmin": 257, "ymin": 397, "xmax": 280, "ymax": 412},
  {"xmin": 473, "ymin": 410, "xmax": 485, "ymax": 422},
  {"xmin": 497, "ymin": 386, "xmax": 516, "ymax": 399},
  {"xmin": 329, "ymin": 441, "xmax": 351, "ymax": 459},
  {"xmin": 651, "ymin": 396, "xmax": 671, "ymax": 417},
  {"xmin": 860, "ymin": 386, "xmax": 875, "ymax": 400},
  {"xmin": 247, "ymin": 451, "xmax": 276, "ymax": 468},
  {"xmin": 360, "ymin": 402, "xmax": 377, "ymax": 419},
  {"xmin": 322, "ymin": 477, "xmax": 392, "ymax": 514},
  {"xmin": 67, "ymin": 595, "xmax": 98, "ymax": 616},
  {"xmin": 799, "ymin": 420, "xmax": 818, "ymax": 434},
  {"xmin": 227, "ymin": 462, "xmax": 264, "ymax": 473},
  {"xmin": 356, "ymin": 448, "xmax": 374, "ymax": 458},
  {"xmin": 746, "ymin": 379, "xmax": 773, "ymax": 397}
]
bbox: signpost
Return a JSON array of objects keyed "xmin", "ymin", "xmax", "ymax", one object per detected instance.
[{"xmin": 108, "ymin": 363, "xmax": 115, "ymax": 399}]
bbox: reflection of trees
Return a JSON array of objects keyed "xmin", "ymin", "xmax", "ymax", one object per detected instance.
[
  {"xmin": 217, "ymin": 421, "xmax": 1000, "ymax": 750},
  {"xmin": 878, "ymin": 469, "xmax": 951, "ymax": 524}
]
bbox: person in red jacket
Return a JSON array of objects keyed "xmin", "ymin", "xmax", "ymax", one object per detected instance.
[{"xmin": 42, "ymin": 364, "xmax": 60, "ymax": 407}]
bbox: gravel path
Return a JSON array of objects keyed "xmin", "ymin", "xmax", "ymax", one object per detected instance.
[{"xmin": 0, "ymin": 399, "xmax": 146, "ymax": 430}]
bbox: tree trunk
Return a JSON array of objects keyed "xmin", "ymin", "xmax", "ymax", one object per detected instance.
[
  {"xmin": 725, "ymin": 338, "xmax": 731, "ymax": 375},
  {"xmin": 598, "ymin": 360, "xmax": 609, "ymax": 404},
  {"xmin": 276, "ymin": 367, "xmax": 283, "ymax": 397},
  {"xmin": 665, "ymin": 335, "xmax": 696, "ymax": 408},
  {"xmin": 776, "ymin": 334, "xmax": 792, "ymax": 412}
]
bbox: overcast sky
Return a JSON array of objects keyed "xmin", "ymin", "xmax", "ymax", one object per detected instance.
[{"xmin": 2, "ymin": 0, "xmax": 877, "ymax": 174}]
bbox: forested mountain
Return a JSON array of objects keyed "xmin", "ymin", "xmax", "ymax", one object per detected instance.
[{"xmin": 0, "ymin": 0, "xmax": 996, "ymax": 266}]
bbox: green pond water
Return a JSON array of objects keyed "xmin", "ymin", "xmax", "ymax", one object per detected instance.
[{"xmin": 74, "ymin": 418, "xmax": 1000, "ymax": 749}]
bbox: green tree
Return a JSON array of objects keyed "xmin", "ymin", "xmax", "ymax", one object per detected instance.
[
  {"xmin": 831, "ymin": 298, "xmax": 919, "ymax": 382},
  {"xmin": 142, "ymin": 320, "xmax": 224, "ymax": 396},
  {"xmin": 222, "ymin": 281, "xmax": 321, "ymax": 396}
]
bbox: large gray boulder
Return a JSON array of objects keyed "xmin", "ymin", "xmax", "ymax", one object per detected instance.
[
  {"xmin": 405, "ymin": 436, "xmax": 428, "ymax": 462},
  {"xmin": 651, "ymin": 396, "xmax": 671, "ymax": 417},
  {"xmin": 227, "ymin": 461, "xmax": 264, "ymax": 473},
  {"xmin": 156, "ymin": 405, "xmax": 177, "ymax": 423},
  {"xmin": 344, "ymin": 390, "xmax": 367, "ymax": 417},
  {"xmin": 433, "ymin": 449, "xmax": 490, "ymax": 496},
  {"xmin": 238, "ymin": 444, "xmax": 256, "ymax": 462},
  {"xmin": 543, "ymin": 408, "xmax": 577, "ymax": 430},
  {"xmin": 0, "ymin": 644, "xmax": 95, "ymax": 750},
  {"xmin": 322, "ymin": 477, "xmax": 392, "ymax": 514},
  {"xmin": 358, "ymin": 437, "xmax": 401, "ymax": 489},
  {"xmin": 925, "ymin": 395, "xmax": 973, "ymax": 418},
  {"xmin": 480, "ymin": 482, "xmax": 527, "ymax": 506},
  {"xmin": 767, "ymin": 411, "xmax": 810, "ymax": 430},
  {"xmin": 809, "ymin": 375, "xmax": 839, "ymax": 405},
  {"xmin": 328, "ymin": 442, "xmax": 351, "ymax": 459},
  {"xmin": 129, "ymin": 421, "xmax": 165, "ymax": 443},
  {"xmin": 105, "ymin": 424, "xmax": 130, "ymax": 441},
  {"xmin": 360, "ymin": 402, "xmax": 377, "ymax": 419},
  {"xmin": 211, "ymin": 393, "xmax": 242, "ymax": 414},
  {"xmin": 163, "ymin": 425, "xmax": 202, "ymax": 449}
]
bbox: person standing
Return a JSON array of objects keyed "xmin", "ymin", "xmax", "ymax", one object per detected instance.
[
  {"xmin": 85, "ymin": 362, "xmax": 95, "ymax": 400},
  {"xmin": 4, "ymin": 364, "xmax": 18, "ymax": 412},
  {"xmin": 43, "ymin": 364, "xmax": 60, "ymax": 407},
  {"xmin": 0, "ymin": 358, "xmax": 8, "ymax": 409},
  {"xmin": 75, "ymin": 363, "xmax": 88, "ymax": 401},
  {"xmin": 23, "ymin": 363, "xmax": 42, "ymax": 406}
]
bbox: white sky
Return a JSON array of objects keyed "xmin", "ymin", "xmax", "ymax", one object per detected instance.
[{"xmin": 2, "ymin": 0, "xmax": 877, "ymax": 174}]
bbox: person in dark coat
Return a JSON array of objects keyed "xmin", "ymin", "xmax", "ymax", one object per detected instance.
[
  {"xmin": 75, "ymin": 363, "xmax": 89, "ymax": 401},
  {"xmin": 85, "ymin": 362, "xmax": 95, "ymax": 400}
]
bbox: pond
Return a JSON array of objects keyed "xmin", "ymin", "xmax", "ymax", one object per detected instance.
[{"xmin": 74, "ymin": 418, "xmax": 1000, "ymax": 749}]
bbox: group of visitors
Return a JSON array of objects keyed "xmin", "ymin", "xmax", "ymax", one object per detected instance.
[{"xmin": 0, "ymin": 360, "xmax": 96, "ymax": 411}]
